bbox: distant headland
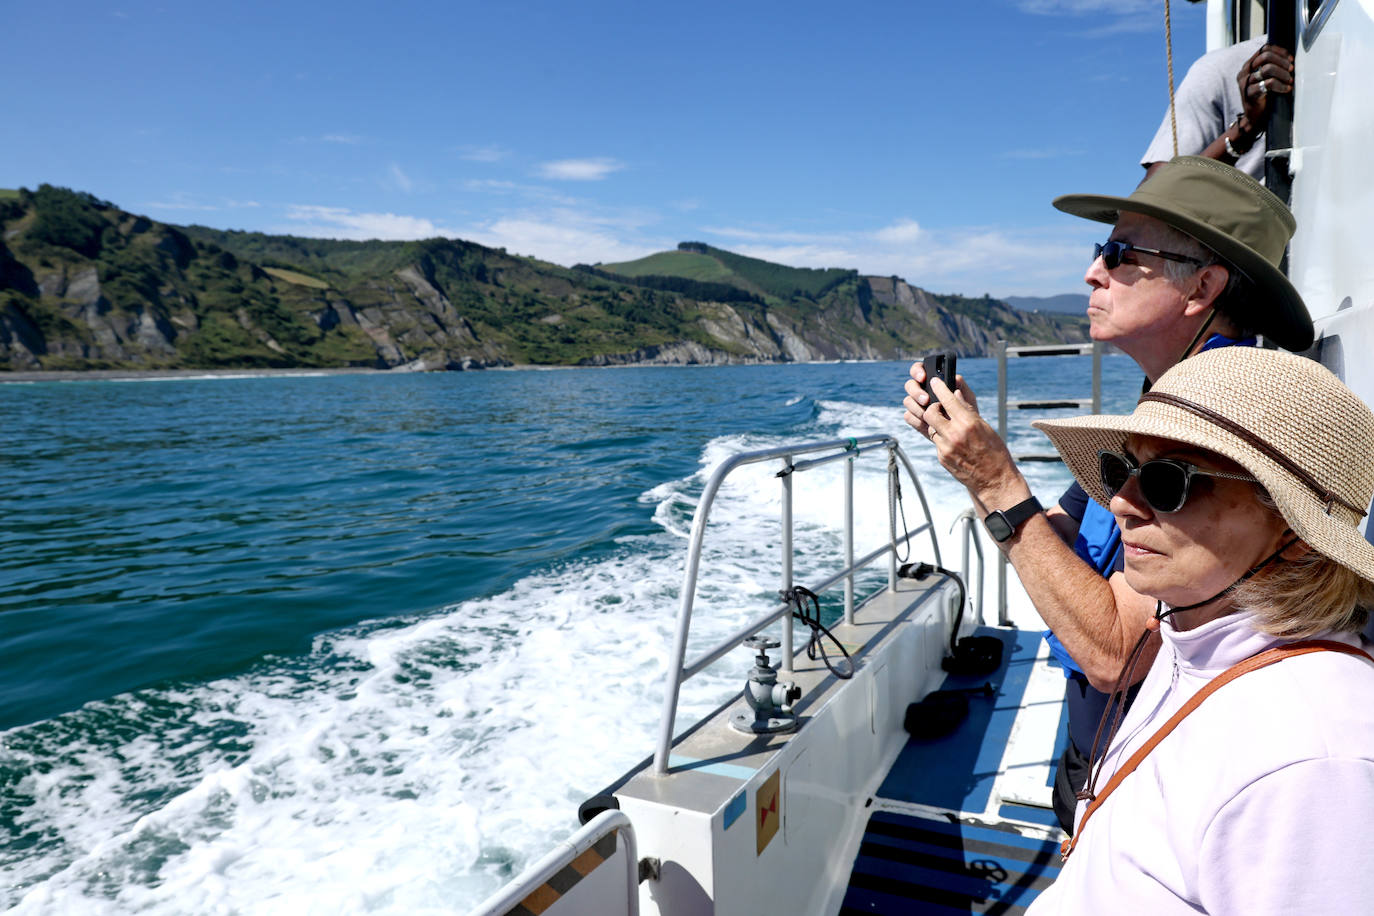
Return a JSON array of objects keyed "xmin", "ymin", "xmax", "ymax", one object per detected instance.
[{"xmin": 0, "ymin": 186, "xmax": 1089, "ymax": 373}]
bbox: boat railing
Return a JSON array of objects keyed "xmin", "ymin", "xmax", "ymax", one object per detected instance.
[
  {"xmin": 652, "ymin": 434, "xmax": 940, "ymax": 776},
  {"xmin": 951, "ymin": 507, "xmax": 987, "ymax": 626},
  {"xmin": 468, "ymin": 809, "xmax": 640, "ymax": 916},
  {"xmin": 995, "ymin": 339, "xmax": 1103, "ymax": 625}
]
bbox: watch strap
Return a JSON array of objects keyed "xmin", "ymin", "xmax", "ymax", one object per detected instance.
[{"xmin": 985, "ymin": 496, "xmax": 1043, "ymax": 541}]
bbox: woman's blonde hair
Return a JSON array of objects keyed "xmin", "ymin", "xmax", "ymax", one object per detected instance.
[{"xmin": 1232, "ymin": 491, "xmax": 1374, "ymax": 637}]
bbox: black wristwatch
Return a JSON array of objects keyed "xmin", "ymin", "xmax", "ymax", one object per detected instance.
[{"xmin": 983, "ymin": 496, "xmax": 1043, "ymax": 542}]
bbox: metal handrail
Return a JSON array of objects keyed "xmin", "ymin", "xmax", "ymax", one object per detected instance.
[
  {"xmin": 951, "ymin": 508, "xmax": 987, "ymax": 627},
  {"xmin": 468, "ymin": 809, "xmax": 639, "ymax": 916},
  {"xmin": 994, "ymin": 339, "xmax": 1102, "ymax": 624},
  {"xmin": 652, "ymin": 435, "xmax": 939, "ymax": 776}
]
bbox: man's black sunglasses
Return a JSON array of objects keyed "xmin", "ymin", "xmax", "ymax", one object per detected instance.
[
  {"xmin": 1098, "ymin": 449, "xmax": 1257, "ymax": 514},
  {"xmin": 1094, "ymin": 240, "xmax": 1206, "ymax": 270}
]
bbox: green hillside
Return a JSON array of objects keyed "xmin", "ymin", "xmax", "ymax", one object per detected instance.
[
  {"xmin": 601, "ymin": 242, "xmax": 857, "ymax": 302},
  {"xmin": 0, "ymin": 185, "xmax": 1088, "ymax": 372},
  {"xmin": 598, "ymin": 250, "xmax": 737, "ymax": 284}
]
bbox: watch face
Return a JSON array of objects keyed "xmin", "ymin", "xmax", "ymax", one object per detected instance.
[{"xmin": 985, "ymin": 512, "xmax": 1013, "ymax": 541}]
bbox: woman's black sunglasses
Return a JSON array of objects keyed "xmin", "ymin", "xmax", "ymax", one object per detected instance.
[
  {"xmin": 1098, "ymin": 449, "xmax": 1257, "ymax": 513},
  {"xmin": 1094, "ymin": 240, "xmax": 1206, "ymax": 270}
]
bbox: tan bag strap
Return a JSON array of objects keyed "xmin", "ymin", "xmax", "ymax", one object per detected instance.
[{"xmin": 1059, "ymin": 639, "xmax": 1373, "ymax": 861}]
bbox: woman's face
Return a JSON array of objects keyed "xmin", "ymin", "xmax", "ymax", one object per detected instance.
[{"xmin": 1110, "ymin": 434, "xmax": 1290, "ymax": 625}]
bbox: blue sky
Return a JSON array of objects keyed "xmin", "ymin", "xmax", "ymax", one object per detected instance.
[{"xmin": 6, "ymin": 0, "xmax": 1208, "ymax": 298}]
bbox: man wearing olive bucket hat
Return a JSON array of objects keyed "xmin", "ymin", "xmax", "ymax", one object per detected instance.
[
  {"xmin": 903, "ymin": 155, "xmax": 1315, "ymax": 833},
  {"xmin": 1024, "ymin": 346, "xmax": 1374, "ymax": 913}
]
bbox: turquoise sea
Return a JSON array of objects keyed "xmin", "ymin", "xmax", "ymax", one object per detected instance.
[{"xmin": 0, "ymin": 357, "xmax": 1143, "ymax": 913}]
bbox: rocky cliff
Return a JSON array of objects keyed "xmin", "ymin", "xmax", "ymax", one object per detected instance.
[{"xmin": 0, "ymin": 186, "xmax": 1088, "ymax": 372}]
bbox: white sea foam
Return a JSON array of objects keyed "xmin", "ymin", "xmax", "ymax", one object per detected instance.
[{"xmin": 5, "ymin": 395, "xmax": 1073, "ymax": 914}]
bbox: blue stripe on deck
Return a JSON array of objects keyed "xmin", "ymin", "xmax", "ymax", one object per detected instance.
[
  {"xmin": 997, "ymin": 803, "xmax": 1061, "ymax": 829},
  {"xmin": 667, "ymin": 754, "xmax": 755, "ymax": 781},
  {"xmin": 840, "ymin": 810, "xmax": 1061, "ymax": 914},
  {"xmin": 876, "ymin": 627, "xmax": 1044, "ymax": 813}
]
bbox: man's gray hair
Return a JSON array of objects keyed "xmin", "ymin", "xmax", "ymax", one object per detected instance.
[{"xmin": 1157, "ymin": 224, "xmax": 1254, "ymax": 336}]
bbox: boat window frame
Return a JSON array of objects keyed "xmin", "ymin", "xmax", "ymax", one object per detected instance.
[{"xmin": 1301, "ymin": 0, "xmax": 1341, "ymax": 50}]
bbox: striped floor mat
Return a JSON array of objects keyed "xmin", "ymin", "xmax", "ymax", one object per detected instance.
[{"xmin": 839, "ymin": 810, "xmax": 1061, "ymax": 914}]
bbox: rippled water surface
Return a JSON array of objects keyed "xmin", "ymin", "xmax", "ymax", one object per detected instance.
[{"xmin": 0, "ymin": 357, "xmax": 1143, "ymax": 912}]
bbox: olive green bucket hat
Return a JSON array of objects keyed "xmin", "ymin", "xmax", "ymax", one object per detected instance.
[
  {"xmin": 1053, "ymin": 156, "xmax": 1314, "ymax": 351},
  {"xmin": 1033, "ymin": 347, "xmax": 1374, "ymax": 584}
]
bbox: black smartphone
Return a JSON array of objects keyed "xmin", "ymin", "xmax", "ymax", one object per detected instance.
[{"xmin": 921, "ymin": 352, "xmax": 957, "ymax": 403}]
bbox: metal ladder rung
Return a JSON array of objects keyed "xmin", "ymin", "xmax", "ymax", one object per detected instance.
[
  {"xmin": 1003, "ymin": 343, "xmax": 1096, "ymax": 358},
  {"xmin": 1006, "ymin": 398, "xmax": 1094, "ymax": 410},
  {"xmin": 995, "ymin": 339, "xmax": 1103, "ymax": 627}
]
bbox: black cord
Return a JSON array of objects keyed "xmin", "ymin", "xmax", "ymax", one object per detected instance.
[
  {"xmin": 898, "ymin": 562, "xmax": 968, "ymax": 655},
  {"xmin": 780, "ymin": 586, "xmax": 854, "ymax": 679}
]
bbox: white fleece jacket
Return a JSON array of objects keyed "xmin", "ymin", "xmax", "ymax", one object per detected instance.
[{"xmin": 1029, "ymin": 611, "xmax": 1374, "ymax": 914}]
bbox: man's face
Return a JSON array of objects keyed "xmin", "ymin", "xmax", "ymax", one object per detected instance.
[{"xmin": 1083, "ymin": 212, "xmax": 1196, "ymax": 356}]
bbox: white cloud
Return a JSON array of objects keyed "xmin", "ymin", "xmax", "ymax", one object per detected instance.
[
  {"xmin": 460, "ymin": 179, "xmax": 581, "ymax": 206},
  {"xmin": 145, "ymin": 192, "xmax": 262, "ymax": 213},
  {"xmin": 536, "ymin": 158, "xmax": 625, "ymax": 181},
  {"xmin": 459, "ymin": 145, "xmax": 510, "ymax": 163},
  {"xmin": 691, "ymin": 220, "xmax": 1097, "ymax": 298},
  {"xmin": 283, "ymin": 205, "xmax": 454, "ymax": 241},
  {"xmin": 321, "ymin": 133, "xmax": 363, "ymax": 145},
  {"xmin": 703, "ymin": 226, "xmax": 845, "ymax": 245},
  {"xmin": 871, "ymin": 219, "xmax": 922, "ymax": 245},
  {"xmin": 449, "ymin": 202, "xmax": 664, "ymax": 265},
  {"xmin": 271, "ymin": 200, "xmax": 1092, "ymax": 297},
  {"xmin": 387, "ymin": 163, "xmax": 415, "ymax": 193},
  {"xmin": 1013, "ymin": 0, "xmax": 1165, "ymax": 34},
  {"xmin": 1076, "ymin": 16, "xmax": 1164, "ymax": 36},
  {"xmin": 275, "ymin": 202, "xmax": 662, "ymax": 265},
  {"xmin": 463, "ymin": 179, "xmax": 521, "ymax": 193},
  {"xmin": 461, "ymin": 216, "xmax": 659, "ymax": 265}
]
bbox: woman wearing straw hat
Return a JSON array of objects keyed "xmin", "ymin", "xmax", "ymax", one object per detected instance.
[{"xmin": 1025, "ymin": 346, "xmax": 1374, "ymax": 913}]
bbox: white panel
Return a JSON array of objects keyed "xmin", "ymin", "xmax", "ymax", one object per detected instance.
[{"xmin": 1290, "ymin": 2, "xmax": 1374, "ymax": 325}]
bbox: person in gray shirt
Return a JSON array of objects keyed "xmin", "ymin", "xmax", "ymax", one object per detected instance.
[{"xmin": 1141, "ymin": 36, "xmax": 1293, "ymax": 181}]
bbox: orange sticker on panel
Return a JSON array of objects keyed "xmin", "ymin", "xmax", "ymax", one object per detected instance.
[{"xmin": 756, "ymin": 769, "xmax": 780, "ymax": 855}]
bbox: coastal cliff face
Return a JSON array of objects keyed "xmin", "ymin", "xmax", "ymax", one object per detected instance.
[{"xmin": 0, "ymin": 187, "xmax": 1088, "ymax": 372}]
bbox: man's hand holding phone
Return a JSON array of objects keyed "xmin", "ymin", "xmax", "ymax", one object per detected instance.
[{"xmin": 902, "ymin": 352, "xmax": 1022, "ymax": 507}]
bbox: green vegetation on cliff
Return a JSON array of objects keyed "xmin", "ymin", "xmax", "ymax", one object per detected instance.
[
  {"xmin": 602, "ymin": 243, "xmax": 856, "ymax": 301},
  {"xmin": 0, "ymin": 185, "xmax": 1088, "ymax": 372}
]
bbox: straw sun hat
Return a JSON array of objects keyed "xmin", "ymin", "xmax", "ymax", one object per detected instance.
[
  {"xmin": 1053, "ymin": 155, "xmax": 1314, "ymax": 352},
  {"xmin": 1033, "ymin": 347, "xmax": 1374, "ymax": 583}
]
